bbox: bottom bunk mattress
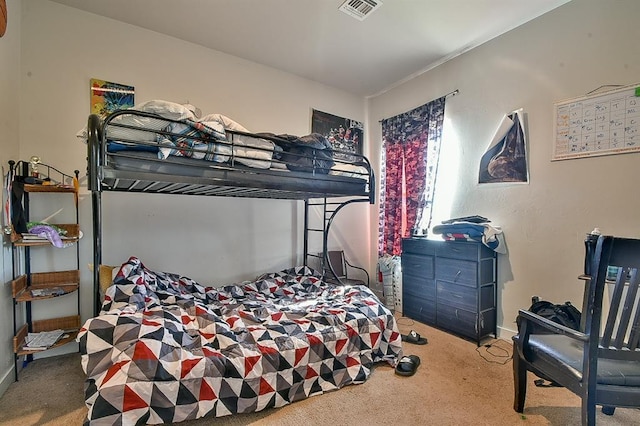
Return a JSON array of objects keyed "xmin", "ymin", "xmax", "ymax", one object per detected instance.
[{"xmin": 78, "ymin": 257, "xmax": 402, "ymax": 424}]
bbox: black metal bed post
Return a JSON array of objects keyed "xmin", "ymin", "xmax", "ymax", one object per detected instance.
[
  {"xmin": 92, "ymin": 192, "xmax": 102, "ymax": 317},
  {"xmin": 303, "ymin": 199, "xmax": 309, "ymax": 267},
  {"xmin": 322, "ymin": 198, "xmax": 328, "ymax": 271},
  {"xmin": 87, "ymin": 114, "xmax": 102, "ymax": 316}
]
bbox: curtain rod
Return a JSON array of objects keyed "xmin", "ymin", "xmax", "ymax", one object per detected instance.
[{"xmin": 378, "ymin": 89, "xmax": 459, "ymax": 123}]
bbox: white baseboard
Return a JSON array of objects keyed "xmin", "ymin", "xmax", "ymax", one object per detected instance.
[
  {"xmin": 497, "ymin": 325, "xmax": 517, "ymax": 341},
  {"xmin": 0, "ymin": 364, "xmax": 15, "ymax": 398}
]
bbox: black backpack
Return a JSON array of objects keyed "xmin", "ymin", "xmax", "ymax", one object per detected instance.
[
  {"xmin": 517, "ymin": 297, "xmax": 582, "ymax": 334},
  {"xmin": 516, "ymin": 297, "xmax": 582, "ymax": 388}
]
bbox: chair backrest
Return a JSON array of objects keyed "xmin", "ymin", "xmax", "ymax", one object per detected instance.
[
  {"xmin": 588, "ymin": 236, "xmax": 640, "ymax": 361},
  {"xmin": 326, "ymin": 250, "xmax": 347, "ymax": 278}
]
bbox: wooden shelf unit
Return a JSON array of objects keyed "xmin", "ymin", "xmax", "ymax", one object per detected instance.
[{"xmin": 8, "ymin": 159, "xmax": 81, "ymax": 381}]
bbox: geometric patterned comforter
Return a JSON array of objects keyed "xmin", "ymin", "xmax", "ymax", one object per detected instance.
[{"xmin": 77, "ymin": 257, "xmax": 402, "ymax": 425}]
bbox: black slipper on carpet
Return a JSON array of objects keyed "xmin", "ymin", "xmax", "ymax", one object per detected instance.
[
  {"xmin": 395, "ymin": 354, "xmax": 421, "ymax": 377},
  {"xmin": 401, "ymin": 330, "xmax": 428, "ymax": 345}
]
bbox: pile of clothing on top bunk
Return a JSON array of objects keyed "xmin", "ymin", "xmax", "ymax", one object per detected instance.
[
  {"xmin": 431, "ymin": 215, "xmax": 506, "ymax": 254},
  {"xmin": 255, "ymin": 132, "xmax": 333, "ymax": 173},
  {"xmin": 78, "ymin": 100, "xmax": 339, "ymax": 174}
]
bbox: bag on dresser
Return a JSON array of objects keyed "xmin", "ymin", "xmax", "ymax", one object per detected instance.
[{"xmin": 517, "ymin": 297, "xmax": 582, "ymax": 334}]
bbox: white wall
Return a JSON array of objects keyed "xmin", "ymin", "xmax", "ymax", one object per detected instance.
[
  {"xmin": 0, "ymin": 0, "xmax": 21, "ymax": 396},
  {"xmin": 0, "ymin": 0, "xmax": 370, "ymax": 390},
  {"xmin": 18, "ymin": 0, "xmax": 369, "ymax": 285},
  {"xmin": 367, "ymin": 0, "xmax": 640, "ymax": 336}
]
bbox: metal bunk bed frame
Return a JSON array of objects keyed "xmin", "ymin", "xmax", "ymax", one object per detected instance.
[{"xmin": 87, "ymin": 112, "xmax": 376, "ymax": 316}]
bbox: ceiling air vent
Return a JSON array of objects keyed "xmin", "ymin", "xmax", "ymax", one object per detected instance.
[{"xmin": 338, "ymin": 0, "xmax": 382, "ymax": 21}]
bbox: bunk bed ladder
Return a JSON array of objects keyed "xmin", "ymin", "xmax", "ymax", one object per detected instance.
[
  {"xmin": 303, "ymin": 197, "xmax": 369, "ymax": 283},
  {"xmin": 303, "ymin": 198, "xmax": 329, "ymax": 271}
]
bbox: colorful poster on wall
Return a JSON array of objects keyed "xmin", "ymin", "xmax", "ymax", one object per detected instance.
[
  {"xmin": 311, "ymin": 109, "xmax": 363, "ymax": 161},
  {"xmin": 478, "ymin": 108, "xmax": 529, "ymax": 184},
  {"xmin": 90, "ymin": 78, "xmax": 135, "ymax": 117}
]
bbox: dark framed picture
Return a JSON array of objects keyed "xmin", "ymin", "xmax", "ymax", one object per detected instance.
[{"xmin": 311, "ymin": 109, "xmax": 363, "ymax": 161}]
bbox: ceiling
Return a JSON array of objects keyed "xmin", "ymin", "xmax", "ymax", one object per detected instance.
[{"xmin": 50, "ymin": 0, "xmax": 571, "ymax": 97}]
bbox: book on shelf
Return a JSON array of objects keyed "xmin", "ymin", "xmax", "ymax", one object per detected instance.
[
  {"xmin": 20, "ymin": 234, "xmax": 76, "ymax": 241},
  {"xmin": 31, "ymin": 287, "xmax": 65, "ymax": 297},
  {"xmin": 23, "ymin": 329, "xmax": 65, "ymax": 351},
  {"xmin": 20, "ymin": 233, "xmax": 48, "ymax": 241}
]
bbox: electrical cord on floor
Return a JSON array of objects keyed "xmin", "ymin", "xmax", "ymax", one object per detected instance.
[
  {"xmin": 395, "ymin": 316, "xmax": 415, "ymax": 327},
  {"xmin": 475, "ymin": 338, "xmax": 513, "ymax": 365}
]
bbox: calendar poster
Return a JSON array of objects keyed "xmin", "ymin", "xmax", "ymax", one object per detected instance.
[{"xmin": 553, "ymin": 84, "xmax": 640, "ymax": 161}]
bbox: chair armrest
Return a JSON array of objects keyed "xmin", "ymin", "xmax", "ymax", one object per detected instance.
[
  {"xmin": 517, "ymin": 309, "xmax": 588, "ymax": 342},
  {"xmin": 344, "ymin": 258, "xmax": 370, "ymax": 286}
]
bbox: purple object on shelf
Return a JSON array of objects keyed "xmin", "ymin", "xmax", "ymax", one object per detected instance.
[{"xmin": 27, "ymin": 225, "xmax": 64, "ymax": 248}]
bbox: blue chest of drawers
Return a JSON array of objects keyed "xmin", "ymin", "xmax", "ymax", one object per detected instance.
[{"xmin": 401, "ymin": 238, "xmax": 497, "ymax": 345}]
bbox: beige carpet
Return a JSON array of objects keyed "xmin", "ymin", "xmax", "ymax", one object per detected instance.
[{"xmin": 1, "ymin": 318, "xmax": 638, "ymax": 425}]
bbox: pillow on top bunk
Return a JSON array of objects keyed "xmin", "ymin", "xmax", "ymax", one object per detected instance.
[
  {"xmin": 200, "ymin": 113, "xmax": 274, "ymax": 169},
  {"xmin": 106, "ymin": 100, "xmax": 197, "ymax": 144},
  {"xmin": 76, "ymin": 100, "xmax": 197, "ymax": 145},
  {"xmin": 138, "ymin": 100, "xmax": 198, "ymax": 120},
  {"xmin": 200, "ymin": 113, "xmax": 247, "ymax": 132}
]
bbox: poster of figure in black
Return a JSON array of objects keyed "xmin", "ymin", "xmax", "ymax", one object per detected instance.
[
  {"xmin": 311, "ymin": 109, "xmax": 363, "ymax": 161},
  {"xmin": 478, "ymin": 108, "xmax": 529, "ymax": 184}
]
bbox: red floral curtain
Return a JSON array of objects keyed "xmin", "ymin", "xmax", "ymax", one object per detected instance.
[{"xmin": 378, "ymin": 97, "xmax": 446, "ymax": 256}]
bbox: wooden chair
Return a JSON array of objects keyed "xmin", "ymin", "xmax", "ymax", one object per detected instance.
[
  {"xmin": 324, "ymin": 250, "xmax": 369, "ymax": 287},
  {"xmin": 513, "ymin": 235, "xmax": 640, "ymax": 425}
]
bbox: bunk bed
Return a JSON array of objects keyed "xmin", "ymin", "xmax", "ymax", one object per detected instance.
[{"xmin": 79, "ymin": 103, "xmax": 401, "ymax": 424}]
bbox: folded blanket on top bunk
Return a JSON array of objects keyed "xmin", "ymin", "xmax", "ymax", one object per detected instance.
[
  {"xmin": 77, "ymin": 257, "xmax": 401, "ymax": 424},
  {"xmin": 158, "ymin": 113, "xmax": 274, "ymax": 169}
]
